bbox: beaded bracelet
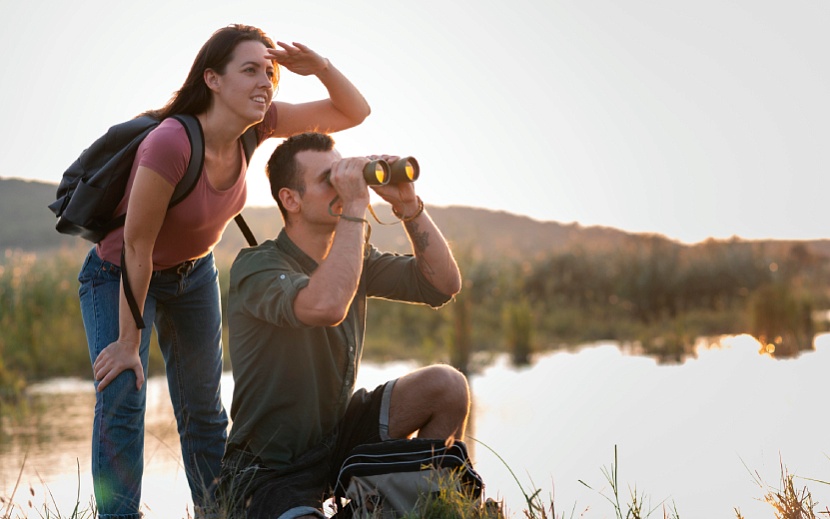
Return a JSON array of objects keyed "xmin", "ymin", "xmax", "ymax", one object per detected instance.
[{"xmin": 392, "ymin": 196, "xmax": 424, "ymax": 223}]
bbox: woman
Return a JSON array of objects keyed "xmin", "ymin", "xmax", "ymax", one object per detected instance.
[{"xmin": 77, "ymin": 24, "xmax": 370, "ymax": 518}]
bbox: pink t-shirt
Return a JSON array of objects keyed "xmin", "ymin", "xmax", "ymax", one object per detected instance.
[{"xmin": 97, "ymin": 105, "xmax": 278, "ymax": 270}]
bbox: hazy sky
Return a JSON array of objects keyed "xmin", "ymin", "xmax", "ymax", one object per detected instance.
[{"xmin": 2, "ymin": 0, "xmax": 828, "ymax": 244}]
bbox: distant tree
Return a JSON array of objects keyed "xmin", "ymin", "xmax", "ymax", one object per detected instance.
[
  {"xmin": 503, "ymin": 298, "xmax": 534, "ymax": 367},
  {"xmin": 450, "ymin": 293, "xmax": 472, "ymax": 376},
  {"xmin": 748, "ymin": 283, "xmax": 814, "ymax": 357}
]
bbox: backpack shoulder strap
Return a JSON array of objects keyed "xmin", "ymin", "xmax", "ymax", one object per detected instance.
[
  {"xmin": 168, "ymin": 114, "xmax": 258, "ymax": 247},
  {"xmin": 234, "ymin": 214, "xmax": 257, "ymax": 247},
  {"xmin": 241, "ymin": 125, "xmax": 258, "ymax": 166},
  {"xmin": 168, "ymin": 116, "xmax": 257, "ymax": 202},
  {"xmin": 236, "ymin": 124, "xmax": 260, "ymax": 247},
  {"xmin": 169, "ymin": 114, "xmax": 204, "ymax": 207},
  {"xmin": 120, "ymin": 115, "xmax": 200, "ymax": 332},
  {"xmin": 120, "ymin": 116, "xmax": 256, "ymax": 331}
]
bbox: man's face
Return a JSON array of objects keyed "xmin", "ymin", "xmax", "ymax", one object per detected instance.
[{"xmin": 293, "ymin": 149, "xmax": 343, "ymax": 226}]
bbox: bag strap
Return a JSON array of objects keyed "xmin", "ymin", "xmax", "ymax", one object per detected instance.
[
  {"xmin": 102, "ymin": 115, "xmax": 203, "ymax": 235},
  {"xmin": 333, "ymin": 439, "xmax": 483, "ymax": 509},
  {"xmin": 121, "ymin": 120, "xmax": 260, "ymax": 329},
  {"xmin": 236, "ymin": 125, "xmax": 259, "ymax": 247},
  {"xmin": 118, "ymin": 115, "xmax": 205, "ymax": 330},
  {"xmin": 241, "ymin": 125, "xmax": 258, "ymax": 164},
  {"xmin": 174, "ymin": 115, "xmax": 257, "ymax": 246},
  {"xmin": 169, "ymin": 114, "xmax": 204, "ymax": 206},
  {"xmin": 234, "ymin": 214, "xmax": 257, "ymax": 247},
  {"xmin": 121, "ymin": 241, "xmax": 146, "ymax": 330}
]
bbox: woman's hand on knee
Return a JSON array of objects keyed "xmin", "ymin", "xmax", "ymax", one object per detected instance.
[{"xmin": 93, "ymin": 339, "xmax": 144, "ymax": 391}]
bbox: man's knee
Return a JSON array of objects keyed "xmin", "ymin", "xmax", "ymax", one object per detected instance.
[
  {"xmin": 421, "ymin": 364, "xmax": 470, "ymax": 414},
  {"xmin": 389, "ymin": 364, "xmax": 471, "ymax": 439}
]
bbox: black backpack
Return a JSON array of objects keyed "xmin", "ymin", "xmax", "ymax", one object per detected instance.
[
  {"xmin": 48, "ymin": 113, "xmax": 259, "ymax": 330},
  {"xmin": 332, "ymin": 438, "xmax": 484, "ymax": 518},
  {"xmin": 47, "ymin": 113, "xmax": 257, "ymax": 246}
]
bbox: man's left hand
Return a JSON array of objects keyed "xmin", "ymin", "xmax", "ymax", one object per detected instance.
[{"xmin": 368, "ymin": 155, "xmax": 418, "ymax": 212}]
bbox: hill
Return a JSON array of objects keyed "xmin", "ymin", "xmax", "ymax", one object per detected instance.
[
  {"xmin": 0, "ymin": 178, "xmax": 81, "ymax": 251},
  {"xmin": 3, "ymin": 177, "xmax": 829, "ymax": 264}
]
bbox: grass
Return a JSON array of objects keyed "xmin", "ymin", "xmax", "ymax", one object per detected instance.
[
  {"xmin": 2, "ymin": 447, "xmax": 829, "ymax": 518},
  {"xmin": 736, "ymin": 457, "xmax": 830, "ymax": 519},
  {"xmin": 577, "ymin": 446, "xmax": 679, "ymax": 519},
  {"xmin": 394, "ymin": 469, "xmax": 504, "ymax": 519},
  {"xmin": 1, "ymin": 456, "xmax": 95, "ymax": 519}
]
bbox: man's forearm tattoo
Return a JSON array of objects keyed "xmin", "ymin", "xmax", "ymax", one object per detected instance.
[
  {"xmin": 408, "ymin": 220, "xmax": 436, "ymax": 276},
  {"xmin": 406, "ymin": 220, "xmax": 430, "ymax": 255}
]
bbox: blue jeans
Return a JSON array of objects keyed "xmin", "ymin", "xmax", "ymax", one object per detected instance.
[{"xmin": 78, "ymin": 248, "xmax": 228, "ymax": 518}]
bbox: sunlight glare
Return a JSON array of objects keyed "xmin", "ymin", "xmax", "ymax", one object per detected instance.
[{"xmin": 693, "ymin": 333, "xmax": 768, "ymax": 360}]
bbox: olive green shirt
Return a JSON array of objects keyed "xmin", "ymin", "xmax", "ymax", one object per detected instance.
[{"xmin": 226, "ymin": 229, "xmax": 452, "ymax": 468}]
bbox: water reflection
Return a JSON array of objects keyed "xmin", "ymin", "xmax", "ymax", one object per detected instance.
[
  {"xmin": 621, "ymin": 330, "xmax": 821, "ymax": 367},
  {"xmin": 1, "ymin": 376, "xmax": 194, "ymax": 517},
  {"xmin": 2, "ymin": 336, "xmax": 828, "ymax": 518}
]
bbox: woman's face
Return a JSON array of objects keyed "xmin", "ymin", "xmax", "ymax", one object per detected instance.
[{"xmin": 210, "ymin": 40, "xmax": 277, "ymax": 124}]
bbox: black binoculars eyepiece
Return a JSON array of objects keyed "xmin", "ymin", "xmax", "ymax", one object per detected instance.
[{"xmin": 363, "ymin": 157, "xmax": 420, "ymax": 186}]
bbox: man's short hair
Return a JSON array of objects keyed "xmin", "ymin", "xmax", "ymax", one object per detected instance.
[{"xmin": 266, "ymin": 132, "xmax": 335, "ymax": 220}]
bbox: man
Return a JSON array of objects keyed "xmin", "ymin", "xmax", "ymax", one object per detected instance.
[{"xmin": 219, "ymin": 132, "xmax": 470, "ymax": 518}]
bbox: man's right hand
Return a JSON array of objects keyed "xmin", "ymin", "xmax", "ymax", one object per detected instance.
[{"xmin": 328, "ymin": 157, "xmax": 371, "ymax": 208}]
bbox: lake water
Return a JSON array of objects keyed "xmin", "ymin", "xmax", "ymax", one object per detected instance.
[{"xmin": 2, "ymin": 334, "xmax": 828, "ymax": 518}]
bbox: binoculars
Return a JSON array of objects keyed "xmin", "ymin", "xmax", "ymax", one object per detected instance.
[{"xmin": 363, "ymin": 157, "xmax": 420, "ymax": 186}]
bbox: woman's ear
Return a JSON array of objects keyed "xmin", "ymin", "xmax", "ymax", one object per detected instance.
[{"xmin": 204, "ymin": 69, "xmax": 221, "ymax": 92}]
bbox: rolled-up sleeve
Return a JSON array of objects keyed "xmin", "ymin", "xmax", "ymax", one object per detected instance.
[
  {"xmin": 231, "ymin": 251, "xmax": 311, "ymax": 329},
  {"xmin": 363, "ymin": 246, "xmax": 452, "ymax": 308}
]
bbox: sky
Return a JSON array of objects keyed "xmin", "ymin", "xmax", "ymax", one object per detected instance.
[{"xmin": 2, "ymin": 0, "xmax": 829, "ymax": 244}]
